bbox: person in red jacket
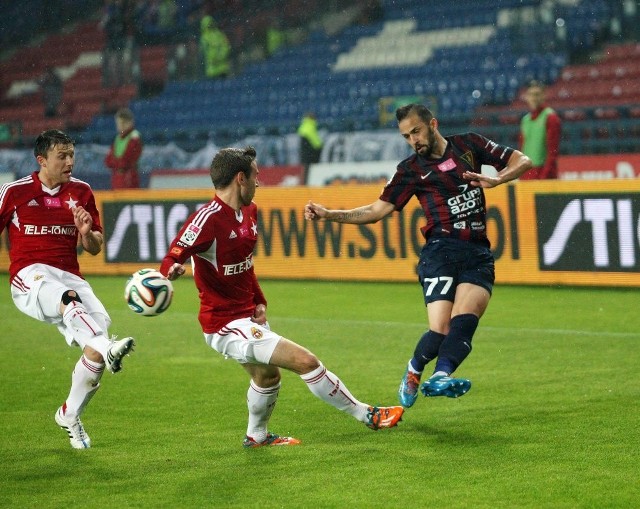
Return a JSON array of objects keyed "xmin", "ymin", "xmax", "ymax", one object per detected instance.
[
  {"xmin": 518, "ymin": 81, "xmax": 562, "ymax": 180},
  {"xmin": 104, "ymin": 108, "xmax": 142, "ymax": 189}
]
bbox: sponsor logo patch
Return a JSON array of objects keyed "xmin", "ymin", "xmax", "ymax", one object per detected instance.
[
  {"xmin": 180, "ymin": 224, "xmax": 201, "ymax": 245},
  {"xmin": 44, "ymin": 197, "xmax": 61, "ymax": 208},
  {"xmin": 438, "ymin": 158, "xmax": 456, "ymax": 172}
]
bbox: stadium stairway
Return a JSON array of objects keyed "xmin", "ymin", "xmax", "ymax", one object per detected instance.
[{"xmin": 0, "ymin": 20, "xmax": 138, "ymax": 144}]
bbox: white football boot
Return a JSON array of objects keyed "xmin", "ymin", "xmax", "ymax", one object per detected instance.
[
  {"xmin": 105, "ymin": 337, "xmax": 135, "ymax": 373},
  {"xmin": 55, "ymin": 407, "xmax": 91, "ymax": 449}
]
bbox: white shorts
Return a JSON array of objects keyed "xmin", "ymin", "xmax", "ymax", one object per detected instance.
[
  {"xmin": 204, "ymin": 318, "xmax": 281, "ymax": 364},
  {"xmin": 11, "ymin": 263, "xmax": 110, "ymax": 346}
]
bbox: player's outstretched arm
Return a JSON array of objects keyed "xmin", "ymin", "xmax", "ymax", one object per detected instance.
[{"xmin": 305, "ymin": 199, "xmax": 394, "ymax": 224}]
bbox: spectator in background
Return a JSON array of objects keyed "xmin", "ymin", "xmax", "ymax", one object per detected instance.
[
  {"xmin": 39, "ymin": 67, "xmax": 63, "ymax": 118},
  {"xmin": 104, "ymin": 108, "xmax": 142, "ymax": 189},
  {"xmin": 297, "ymin": 112, "xmax": 323, "ymax": 181},
  {"xmin": 157, "ymin": 0, "xmax": 177, "ymax": 31},
  {"xmin": 101, "ymin": 0, "xmax": 129, "ymax": 86},
  {"xmin": 199, "ymin": 15, "xmax": 231, "ymax": 78},
  {"xmin": 518, "ymin": 80, "xmax": 562, "ymax": 180},
  {"xmin": 266, "ymin": 17, "xmax": 286, "ymax": 56}
]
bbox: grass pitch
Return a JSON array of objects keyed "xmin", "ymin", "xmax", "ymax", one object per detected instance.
[{"xmin": 0, "ymin": 274, "xmax": 639, "ymax": 508}]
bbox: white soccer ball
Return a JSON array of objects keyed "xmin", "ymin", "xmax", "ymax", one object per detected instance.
[{"xmin": 124, "ymin": 268, "xmax": 173, "ymax": 317}]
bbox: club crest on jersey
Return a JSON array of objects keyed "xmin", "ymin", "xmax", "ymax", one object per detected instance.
[
  {"xmin": 460, "ymin": 151, "xmax": 475, "ymax": 169},
  {"xmin": 251, "ymin": 327, "xmax": 263, "ymax": 340},
  {"xmin": 180, "ymin": 224, "xmax": 201, "ymax": 245}
]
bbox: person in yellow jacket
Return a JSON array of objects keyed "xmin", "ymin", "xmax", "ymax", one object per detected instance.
[
  {"xmin": 297, "ymin": 112, "xmax": 323, "ymax": 182},
  {"xmin": 200, "ymin": 15, "xmax": 231, "ymax": 78}
]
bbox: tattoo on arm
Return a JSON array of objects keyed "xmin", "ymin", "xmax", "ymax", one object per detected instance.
[{"xmin": 334, "ymin": 209, "xmax": 367, "ymax": 223}]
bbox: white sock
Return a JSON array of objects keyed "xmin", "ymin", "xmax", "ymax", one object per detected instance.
[
  {"xmin": 63, "ymin": 355, "xmax": 104, "ymax": 419},
  {"xmin": 408, "ymin": 361, "xmax": 422, "ymax": 375},
  {"xmin": 246, "ymin": 381, "xmax": 280, "ymax": 443},
  {"xmin": 62, "ymin": 301, "xmax": 111, "ymax": 359},
  {"xmin": 301, "ymin": 363, "xmax": 368, "ymax": 422},
  {"xmin": 432, "ymin": 370, "xmax": 448, "ymax": 378}
]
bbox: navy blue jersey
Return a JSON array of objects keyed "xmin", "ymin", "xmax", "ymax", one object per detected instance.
[{"xmin": 380, "ymin": 132, "xmax": 514, "ymax": 246}]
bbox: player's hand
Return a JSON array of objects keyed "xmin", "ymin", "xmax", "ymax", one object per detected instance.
[
  {"xmin": 73, "ymin": 206, "xmax": 93, "ymax": 235},
  {"xmin": 167, "ymin": 263, "xmax": 185, "ymax": 281},
  {"xmin": 305, "ymin": 200, "xmax": 327, "ymax": 220},
  {"xmin": 463, "ymin": 171, "xmax": 501, "ymax": 188},
  {"xmin": 252, "ymin": 304, "xmax": 267, "ymax": 325}
]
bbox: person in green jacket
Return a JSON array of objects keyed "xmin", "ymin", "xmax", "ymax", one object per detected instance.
[
  {"xmin": 297, "ymin": 112, "xmax": 323, "ymax": 182},
  {"xmin": 104, "ymin": 108, "xmax": 142, "ymax": 189},
  {"xmin": 519, "ymin": 81, "xmax": 562, "ymax": 180},
  {"xmin": 200, "ymin": 15, "xmax": 231, "ymax": 78}
]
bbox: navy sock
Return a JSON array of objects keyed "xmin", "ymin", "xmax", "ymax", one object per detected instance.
[
  {"xmin": 409, "ymin": 330, "xmax": 445, "ymax": 372},
  {"xmin": 434, "ymin": 314, "xmax": 479, "ymax": 375}
]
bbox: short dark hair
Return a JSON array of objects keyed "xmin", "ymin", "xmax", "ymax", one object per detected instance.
[
  {"xmin": 34, "ymin": 129, "xmax": 74, "ymax": 158},
  {"xmin": 116, "ymin": 108, "xmax": 134, "ymax": 121},
  {"xmin": 395, "ymin": 103, "xmax": 434, "ymax": 124},
  {"xmin": 210, "ymin": 146, "xmax": 257, "ymax": 188}
]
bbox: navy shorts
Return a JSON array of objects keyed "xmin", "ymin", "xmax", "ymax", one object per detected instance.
[{"xmin": 417, "ymin": 238, "xmax": 495, "ymax": 305}]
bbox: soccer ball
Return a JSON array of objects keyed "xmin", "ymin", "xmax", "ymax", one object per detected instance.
[{"xmin": 124, "ymin": 268, "xmax": 173, "ymax": 317}]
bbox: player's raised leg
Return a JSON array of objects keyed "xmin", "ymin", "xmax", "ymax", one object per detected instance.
[{"xmin": 267, "ymin": 337, "xmax": 405, "ymax": 431}]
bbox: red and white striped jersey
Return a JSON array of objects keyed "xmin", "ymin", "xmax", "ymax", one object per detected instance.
[
  {"xmin": 160, "ymin": 195, "xmax": 267, "ymax": 334},
  {"xmin": 0, "ymin": 172, "xmax": 102, "ymax": 281}
]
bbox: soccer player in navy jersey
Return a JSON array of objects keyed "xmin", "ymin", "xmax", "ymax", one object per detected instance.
[
  {"xmin": 0, "ymin": 130, "xmax": 134, "ymax": 449},
  {"xmin": 305, "ymin": 104, "xmax": 532, "ymax": 408},
  {"xmin": 160, "ymin": 146, "xmax": 404, "ymax": 447}
]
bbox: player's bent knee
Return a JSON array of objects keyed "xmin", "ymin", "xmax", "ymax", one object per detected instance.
[
  {"xmin": 255, "ymin": 372, "xmax": 281, "ymax": 388},
  {"xmin": 297, "ymin": 352, "xmax": 320, "ymax": 374},
  {"xmin": 83, "ymin": 345, "xmax": 104, "ymax": 363},
  {"xmin": 61, "ymin": 290, "xmax": 82, "ymax": 305}
]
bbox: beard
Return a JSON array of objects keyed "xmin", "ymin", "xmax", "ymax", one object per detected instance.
[{"xmin": 414, "ymin": 127, "xmax": 437, "ymax": 157}]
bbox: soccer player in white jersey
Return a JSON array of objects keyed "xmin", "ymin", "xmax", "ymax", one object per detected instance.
[
  {"xmin": 0, "ymin": 130, "xmax": 134, "ymax": 449},
  {"xmin": 159, "ymin": 146, "xmax": 404, "ymax": 447}
]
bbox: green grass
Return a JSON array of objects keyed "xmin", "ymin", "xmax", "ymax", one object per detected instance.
[{"xmin": 1, "ymin": 274, "xmax": 639, "ymax": 508}]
